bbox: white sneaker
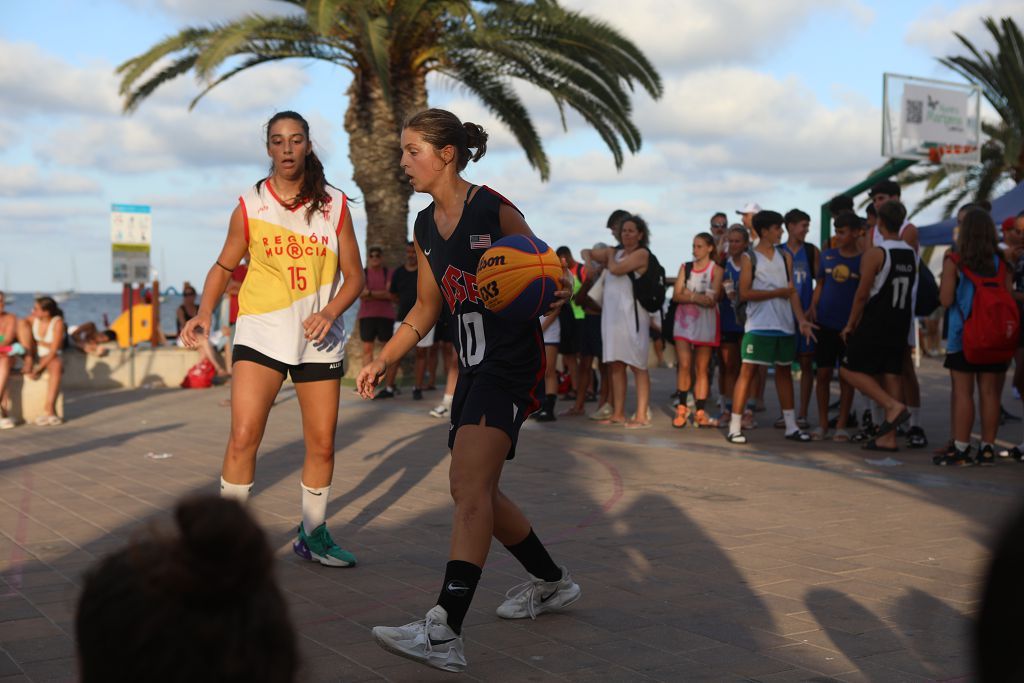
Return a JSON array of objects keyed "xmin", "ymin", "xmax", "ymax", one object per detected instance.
[
  {"xmin": 0, "ymin": 417, "xmax": 14, "ymax": 430},
  {"xmin": 429, "ymin": 404, "xmax": 449, "ymax": 418},
  {"xmin": 588, "ymin": 403, "xmax": 612, "ymax": 421},
  {"xmin": 496, "ymin": 567, "xmax": 581, "ymax": 620},
  {"xmin": 372, "ymin": 605, "xmax": 467, "ymax": 673}
]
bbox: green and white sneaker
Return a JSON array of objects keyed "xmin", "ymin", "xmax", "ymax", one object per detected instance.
[
  {"xmin": 496, "ymin": 567, "xmax": 581, "ymax": 619},
  {"xmin": 373, "ymin": 605, "xmax": 467, "ymax": 673},
  {"xmin": 292, "ymin": 523, "xmax": 356, "ymax": 567}
]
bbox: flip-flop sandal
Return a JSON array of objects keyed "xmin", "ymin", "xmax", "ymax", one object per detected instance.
[
  {"xmin": 624, "ymin": 420, "xmax": 651, "ymax": 429},
  {"xmin": 832, "ymin": 429, "xmax": 851, "ymax": 442},
  {"xmin": 726, "ymin": 432, "xmax": 747, "ymax": 444},
  {"xmin": 785, "ymin": 430, "xmax": 812, "ymax": 442},
  {"xmin": 874, "ymin": 408, "xmax": 911, "ymax": 441},
  {"xmin": 863, "ymin": 440, "xmax": 899, "ymax": 452},
  {"xmin": 560, "ymin": 407, "xmax": 585, "ymax": 417},
  {"xmin": 597, "ymin": 418, "xmax": 624, "ymax": 425},
  {"xmin": 773, "ymin": 416, "xmax": 786, "ymax": 429}
]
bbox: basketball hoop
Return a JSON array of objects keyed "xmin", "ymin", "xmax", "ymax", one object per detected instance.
[
  {"xmin": 929, "ymin": 144, "xmax": 976, "ymax": 190},
  {"xmin": 927, "ymin": 144, "xmax": 979, "ymax": 166}
]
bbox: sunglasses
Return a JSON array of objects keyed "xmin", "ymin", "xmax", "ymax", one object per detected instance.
[{"xmin": 711, "ymin": 223, "xmax": 727, "ymax": 229}]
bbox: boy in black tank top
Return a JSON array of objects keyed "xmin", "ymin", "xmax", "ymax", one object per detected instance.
[
  {"xmin": 357, "ymin": 110, "xmax": 580, "ymax": 674},
  {"xmin": 839, "ymin": 201, "xmax": 915, "ymax": 451}
]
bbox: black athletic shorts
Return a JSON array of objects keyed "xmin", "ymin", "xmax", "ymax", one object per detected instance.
[
  {"xmin": 359, "ymin": 317, "xmax": 394, "ymax": 343},
  {"xmin": 558, "ymin": 317, "xmax": 583, "ymax": 355},
  {"xmin": 720, "ymin": 330, "xmax": 743, "ymax": 345},
  {"xmin": 814, "ymin": 327, "xmax": 846, "ymax": 370},
  {"xmin": 662, "ymin": 302, "xmax": 677, "ymax": 343},
  {"xmin": 580, "ymin": 314, "xmax": 603, "ymax": 358},
  {"xmin": 448, "ymin": 371, "xmax": 534, "ymax": 460},
  {"xmin": 943, "ymin": 350, "xmax": 1010, "ymax": 374},
  {"xmin": 841, "ymin": 337, "xmax": 904, "ymax": 376},
  {"xmin": 232, "ymin": 345, "xmax": 344, "ymax": 383}
]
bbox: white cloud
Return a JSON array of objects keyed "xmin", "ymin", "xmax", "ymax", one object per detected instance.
[
  {"xmin": 0, "ymin": 41, "xmax": 121, "ymax": 116},
  {"xmin": 0, "ymin": 166, "xmax": 100, "ymax": 197},
  {"xmin": 906, "ymin": 1, "xmax": 1020, "ymax": 55},
  {"xmin": 117, "ymin": 0, "xmax": 287, "ymax": 22},
  {"xmin": 634, "ymin": 68, "xmax": 880, "ymax": 177},
  {"xmin": 563, "ymin": 0, "xmax": 874, "ymax": 67},
  {"xmin": 5, "ymin": 38, "xmax": 315, "ymax": 174}
]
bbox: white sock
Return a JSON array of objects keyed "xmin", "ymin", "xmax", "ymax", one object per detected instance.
[
  {"xmin": 220, "ymin": 477, "xmax": 252, "ymax": 503},
  {"xmin": 301, "ymin": 483, "xmax": 330, "ymax": 534},
  {"xmin": 443, "ymin": 393, "xmax": 454, "ymax": 409},
  {"xmin": 783, "ymin": 409, "xmax": 798, "ymax": 434},
  {"xmin": 729, "ymin": 412, "xmax": 742, "ymax": 435},
  {"xmin": 909, "ymin": 406, "xmax": 920, "ymax": 428},
  {"xmin": 954, "ymin": 440, "xmax": 970, "ymax": 452}
]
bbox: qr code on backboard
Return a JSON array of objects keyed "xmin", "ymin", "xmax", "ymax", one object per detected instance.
[{"xmin": 906, "ymin": 100, "xmax": 923, "ymax": 124}]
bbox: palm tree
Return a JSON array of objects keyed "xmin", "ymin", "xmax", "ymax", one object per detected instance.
[
  {"xmin": 900, "ymin": 17, "xmax": 1024, "ymax": 218},
  {"xmin": 118, "ymin": 0, "xmax": 662, "ymax": 259}
]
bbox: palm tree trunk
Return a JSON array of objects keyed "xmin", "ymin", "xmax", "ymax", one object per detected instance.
[{"xmin": 343, "ymin": 70, "xmax": 427, "ymax": 376}]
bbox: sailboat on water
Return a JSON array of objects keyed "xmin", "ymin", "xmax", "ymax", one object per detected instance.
[
  {"xmin": 53, "ymin": 256, "xmax": 78, "ymax": 303},
  {"xmin": 2, "ymin": 266, "xmax": 14, "ymax": 304}
]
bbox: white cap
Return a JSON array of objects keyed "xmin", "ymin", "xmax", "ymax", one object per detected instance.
[{"xmin": 736, "ymin": 202, "xmax": 762, "ymax": 215}]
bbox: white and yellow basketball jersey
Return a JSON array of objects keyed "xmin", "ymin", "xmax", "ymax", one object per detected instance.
[{"xmin": 234, "ymin": 181, "xmax": 349, "ymax": 365}]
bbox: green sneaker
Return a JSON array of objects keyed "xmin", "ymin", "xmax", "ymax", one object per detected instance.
[{"xmin": 293, "ymin": 523, "xmax": 356, "ymax": 567}]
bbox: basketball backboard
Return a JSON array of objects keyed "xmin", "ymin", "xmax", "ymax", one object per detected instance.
[{"xmin": 882, "ymin": 73, "xmax": 981, "ymax": 166}]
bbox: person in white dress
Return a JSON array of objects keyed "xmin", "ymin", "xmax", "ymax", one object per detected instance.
[{"xmin": 584, "ymin": 216, "xmax": 653, "ymax": 428}]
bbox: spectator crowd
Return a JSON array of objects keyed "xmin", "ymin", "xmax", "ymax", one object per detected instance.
[{"xmin": 361, "ymin": 179, "xmax": 1024, "ymax": 468}]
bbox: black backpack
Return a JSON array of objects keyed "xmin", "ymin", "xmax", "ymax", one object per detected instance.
[
  {"xmin": 630, "ymin": 252, "xmax": 666, "ymax": 312},
  {"xmin": 630, "ymin": 251, "xmax": 666, "ymax": 331}
]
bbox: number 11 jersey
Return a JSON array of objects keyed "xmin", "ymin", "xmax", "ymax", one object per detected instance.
[
  {"xmin": 414, "ymin": 186, "xmax": 544, "ymax": 402},
  {"xmin": 857, "ymin": 239, "xmax": 918, "ymax": 347}
]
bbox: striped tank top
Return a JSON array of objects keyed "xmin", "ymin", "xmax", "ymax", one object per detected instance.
[{"xmin": 235, "ymin": 181, "xmax": 349, "ymax": 365}]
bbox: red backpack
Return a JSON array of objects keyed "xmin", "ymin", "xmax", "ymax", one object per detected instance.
[
  {"xmin": 951, "ymin": 254, "xmax": 1020, "ymax": 365},
  {"xmin": 181, "ymin": 359, "xmax": 216, "ymax": 389}
]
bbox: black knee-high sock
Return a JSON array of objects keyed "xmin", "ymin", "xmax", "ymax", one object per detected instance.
[
  {"xmin": 504, "ymin": 528, "xmax": 562, "ymax": 582},
  {"xmin": 436, "ymin": 560, "xmax": 481, "ymax": 634}
]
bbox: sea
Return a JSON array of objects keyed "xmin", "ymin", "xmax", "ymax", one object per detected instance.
[{"xmin": 2, "ymin": 292, "xmax": 358, "ymax": 335}]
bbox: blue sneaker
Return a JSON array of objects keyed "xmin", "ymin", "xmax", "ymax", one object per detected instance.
[{"xmin": 293, "ymin": 523, "xmax": 356, "ymax": 567}]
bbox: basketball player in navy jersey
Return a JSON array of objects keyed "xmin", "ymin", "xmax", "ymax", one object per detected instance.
[
  {"xmin": 839, "ymin": 200, "xmax": 915, "ymax": 451},
  {"xmin": 356, "ymin": 109, "xmax": 579, "ymax": 673},
  {"xmin": 868, "ymin": 180, "xmax": 927, "ymax": 448}
]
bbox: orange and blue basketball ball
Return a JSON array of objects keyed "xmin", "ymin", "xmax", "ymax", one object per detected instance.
[{"xmin": 476, "ymin": 235, "xmax": 562, "ymax": 322}]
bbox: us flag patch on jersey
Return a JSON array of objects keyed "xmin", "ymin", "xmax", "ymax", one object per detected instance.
[{"xmin": 469, "ymin": 234, "xmax": 491, "ymax": 250}]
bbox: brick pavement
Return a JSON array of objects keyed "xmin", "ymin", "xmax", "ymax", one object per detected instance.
[{"xmin": 1, "ymin": 359, "xmax": 1022, "ymax": 681}]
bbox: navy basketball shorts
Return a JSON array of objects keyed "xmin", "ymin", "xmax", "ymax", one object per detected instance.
[{"xmin": 448, "ymin": 371, "xmax": 535, "ymax": 460}]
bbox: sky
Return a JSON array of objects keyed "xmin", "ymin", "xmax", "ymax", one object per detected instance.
[{"xmin": 0, "ymin": 0, "xmax": 1018, "ymax": 293}]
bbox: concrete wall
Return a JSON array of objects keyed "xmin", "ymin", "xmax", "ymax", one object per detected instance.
[{"xmin": 62, "ymin": 346, "xmax": 202, "ymax": 390}]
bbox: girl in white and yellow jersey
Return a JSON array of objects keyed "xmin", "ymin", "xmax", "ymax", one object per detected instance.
[{"xmin": 181, "ymin": 111, "xmax": 365, "ymax": 567}]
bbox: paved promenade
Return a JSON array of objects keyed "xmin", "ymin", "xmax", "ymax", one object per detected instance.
[{"xmin": 1, "ymin": 359, "xmax": 1023, "ymax": 681}]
